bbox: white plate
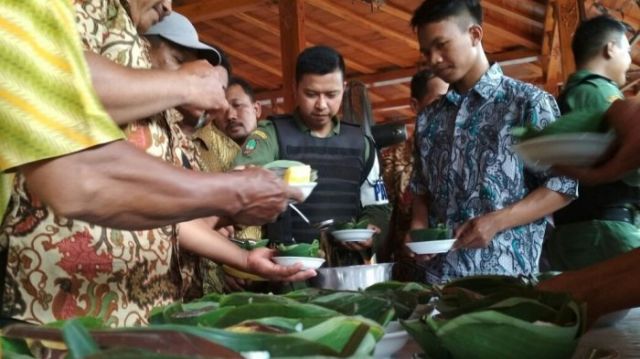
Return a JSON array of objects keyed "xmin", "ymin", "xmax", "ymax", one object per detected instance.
[
  {"xmin": 373, "ymin": 325, "xmax": 410, "ymax": 358},
  {"xmin": 288, "ymin": 182, "xmax": 317, "ymax": 201},
  {"xmin": 272, "ymin": 256, "xmax": 325, "ymax": 270},
  {"xmin": 406, "ymin": 239, "xmax": 456, "ymax": 255},
  {"xmin": 331, "ymin": 229, "xmax": 375, "ymax": 242},
  {"xmin": 512, "ymin": 132, "xmax": 615, "ymax": 171}
]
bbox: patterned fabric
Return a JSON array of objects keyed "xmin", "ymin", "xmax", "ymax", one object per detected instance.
[
  {"xmin": 0, "ymin": 0, "xmax": 181, "ymax": 326},
  {"xmin": 0, "ymin": 0, "xmax": 123, "ymax": 221},
  {"xmin": 193, "ymin": 124, "xmax": 261, "ymax": 294},
  {"xmin": 410, "ymin": 64, "xmax": 578, "ymax": 284}
]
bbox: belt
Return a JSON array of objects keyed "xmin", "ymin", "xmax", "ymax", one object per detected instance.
[{"xmin": 555, "ymin": 206, "xmax": 636, "ymax": 226}]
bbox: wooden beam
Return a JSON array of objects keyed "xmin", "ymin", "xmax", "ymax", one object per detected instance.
[
  {"xmin": 279, "ymin": 0, "xmax": 305, "ymax": 112},
  {"xmin": 555, "ymin": 0, "xmax": 579, "ymax": 80},
  {"xmin": 483, "ymin": 21, "xmax": 541, "ymax": 49},
  {"xmin": 540, "ymin": 1, "xmax": 562, "ymax": 95},
  {"xmin": 372, "ymin": 98, "xmax": 409, "ymax": 111},
  {"xmin": 203, "ymin": 22, "xmax": 280, "ymax": 57},
  {"xmin": 306, "ymin": 0, "xmax": 419, "ymax": 50},
  {"xmin": 232, "ymin": 67, "xmax": 276, "ymax": 89},
  {"xmin": 200, "ymin": 33, "xmax": 282, "ymax": 77},
  {"xmin": 487, "ymin": 48, "xmax": 540, "ymax": 63},
  {"xmin": 176, "ymin": 0, "xmax": 268, "ymax": 24},
  {"xmin": 233, "ymin": 12, "xmax": 376, "ymax": 75},
  {"xmin": 305, "ymin": 20, "xmax": 415, "ymax": 68},
  {"xmin": 483, "ymin": 0, "xmax": 544, "ymax": 29}
]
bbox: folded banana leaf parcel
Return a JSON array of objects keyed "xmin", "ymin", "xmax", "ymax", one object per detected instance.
[{"xmin": 401, "ymin": 276, "xmax": 585, "ymax": 359}]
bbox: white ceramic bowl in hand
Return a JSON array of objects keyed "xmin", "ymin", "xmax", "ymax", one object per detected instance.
[
  {"xmin": 512, "ymin": 132, "xmax": 615, "ymax": 171},
  {"xmin": 406, "ymin": 239, "xmax": 456, "ymax": 255},
  {"xmin": 331, "ymin": 229, "xmax": 375, "ymax": 242},
  {"xmin": 272, "ymin": 256, "xmax": 325, "ymax": 270},
  {"xmin": 288, "ymin": 182, "xmax": 317, "ymax": 201}
]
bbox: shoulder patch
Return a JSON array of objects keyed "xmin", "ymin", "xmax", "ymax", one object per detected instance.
[
  {"xmin": 243, "ymin": 138, "xmax": 258, "ymax": 155},
  {"xmin": 252, "ymin": 130, "xmax": 268, "ymax": 140}
]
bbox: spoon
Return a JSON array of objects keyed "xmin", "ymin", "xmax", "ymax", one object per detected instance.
[
  {"xmin": 288, "ymin": 203, "xmax": 334, "ymax": 230},
  {"xmin": 229, "ymin": 237, "xmax": 257, "ymax": 246}
]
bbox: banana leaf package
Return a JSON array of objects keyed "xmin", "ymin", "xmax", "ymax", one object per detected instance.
[
  {"xmin": 276, "ymin": 239, "xmax": 322, "ymax": 257},
  {"xmin": 401, "ymin": 276, "xmax": 585, "ymax": 359},
  {"xmin": 409, "ymin": 225, "xmax": 452, "ymax": 242},
  {"xmin": 336, "ymin": 218, "xmax": 370, "ymax": 230},
  {"xmin": 512, "ymin": 110, "xmax": 607, "ymax": 141}
]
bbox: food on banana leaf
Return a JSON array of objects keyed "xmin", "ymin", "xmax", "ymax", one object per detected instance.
[
  {"xmin": 410, "ymin": 224, "xmax": 452, "ymax": 242},
  {"xmin": 365, "ymin": 281, "xmax": 434, "ymax": 320},
  {"xmin": 336, "ymin": 218, "xmax": 370, "ymax": 230},
  {"xmin": 309, "ymin": 292, "xmax": 396, "ymax": 325},
  {"xmin": 276, "ymin": 239, "xmax": 322, "ymax": 257},
  {"xmin": 512, "ymin": 110, "xmax": 607, "ymax": 141},
  {"xmin": 264, "ymin": 160, "xmax": 318, "ymax": 182},
  {"xmin": 402, "ymin": 275, "xmax": 584, "ymax": 359}
]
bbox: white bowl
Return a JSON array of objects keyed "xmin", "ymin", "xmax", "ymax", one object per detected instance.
[
  {"xmin": 374, "ymin": 323, "xmax": 410, "ymax": 358},
  {"xmin": 406, "ymin": 239, "xmax": 456, "ymax": 255},
  {"xmin": 289, "ymin": 182, "xmax": 317, "ymax": 201},
  {"xmin": 272, "ymin": 256, "xmax": 325, "ymax": 270},
  {"xmin": 512, "ymin": 132, "xmax": 615, "ymax": 171},
  {"xmin": 331, "ymin": 229, "xmax": 375, "ymax": 242}
]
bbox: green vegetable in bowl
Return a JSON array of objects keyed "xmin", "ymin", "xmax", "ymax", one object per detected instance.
[
  {"xmin": 512, "ymin": 110, "xmax": 607, "ymax": 141},
  {"xmin": 410, "ymin": 224, "xmax": 452, "ymax": 242},
  {"xmin": 336, "ymin": 218, "xmax": 370, "ymax": 230},
  {"xmin": 236, "ymin": 239, "xmax": 269, "ymax": 251},
  {"xmin": 277, "ymin": 239, "xmax": 321, "ymax": 257}
]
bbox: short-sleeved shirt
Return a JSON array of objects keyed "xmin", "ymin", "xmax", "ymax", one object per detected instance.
[
  {"xmin": 560, "ymin": 70, "xmax": 623, "ymax": 113},
  {"xmin": 410, "ymin": 64, "xmax": 578, "ymax": 283},
  {"xmin": 0, "ymin": 1, "xmax": 124, "ymax": 219},
  {"xmin": 0, "ymin": 0, "xmax": 181, "ymax": 326}
]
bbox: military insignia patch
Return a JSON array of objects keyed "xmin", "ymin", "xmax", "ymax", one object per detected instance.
[
  {"xmin": 252, "ymin": 130, "xmax": 268, "ymax": 140},
  {"xmin": 243, "ymin": 138, "xmax": 257, "ymax": 155}
]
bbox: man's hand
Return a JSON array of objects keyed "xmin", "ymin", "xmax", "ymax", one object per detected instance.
[
  {"xmin": 180, "ymin": 60, "xmax": 229, "ymax": 115},
  {"xmin": 553, "ymin": 99, "xmax": 640, "ymax": 185},
  {"xmin": 229, "ymin": 167, "xmax": 303, "ymax": 225},
  {"xmin": 245, "ymin": 247, "xmax": 317, "ymax": 281},
  {"xmin": 223, "ymin": 273, "xmax": 249, "ymax": 292},
  {"xmin": 453, "ymin": 212, "xmax": 502, "ymax": 250}
]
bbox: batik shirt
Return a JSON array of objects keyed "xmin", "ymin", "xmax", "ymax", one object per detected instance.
[
  {"xmin": 0, "ymin": 0, "xmax": 181, "ymax": 326},
  {"xmin": 410, "ymin": 64, "xmax": 578, "ymax": 284}
]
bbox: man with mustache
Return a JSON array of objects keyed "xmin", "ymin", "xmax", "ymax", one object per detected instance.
[{"xmin": 234, "ymin": 46, "xmax": 391, "ymax": 265}]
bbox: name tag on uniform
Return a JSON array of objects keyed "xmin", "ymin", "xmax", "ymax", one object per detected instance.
[{"xmin": 361, "ymin": 177, "xmax": 389, "ymax": 206}]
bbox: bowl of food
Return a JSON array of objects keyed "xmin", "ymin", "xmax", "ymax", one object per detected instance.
[
  {"xmin": 311, "ymin": 263, "xmax": 394, "ymax": 291},
  {"xmin": 264, "ymin": 160, "xmax": 318, "ymax": 201},
  {"xmin": 332, "ymin": 219, "xmax": 374, "ymax": 242},
  {"xmin": 407, "ymin": 225, "xmax": 455, "ymax": 255},
  {"xmin": 273, "ymin": 239, "xmax": 325, "ymax": 270}
]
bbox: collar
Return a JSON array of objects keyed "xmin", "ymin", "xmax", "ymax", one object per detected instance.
[
  {"xmin": 293, "ymin": 109, "xmax": 341, "ymax": 137},
  {"xmin": 445, "ymin": 63, "xmax": 503, "ymax": 105}
]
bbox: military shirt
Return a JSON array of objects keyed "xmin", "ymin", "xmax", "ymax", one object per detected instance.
[
  {"xmin": 234, "ymin": 112, "xmax": 391, "ymax": 251},
  {"xmin": 561, "ymin": 70, "xmax": 623, "ymax": 113}
]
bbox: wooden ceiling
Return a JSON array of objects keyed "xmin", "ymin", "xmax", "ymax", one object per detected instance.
[{"xmin": 174, "ymin": 0, "xmax": 640, "ymax": 123}]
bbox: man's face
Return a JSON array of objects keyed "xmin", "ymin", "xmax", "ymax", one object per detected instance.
[
  {"xmin": 609, "ymin": 34, "xmax": 632, "ymax": 86},
  {"xmin": 414, "ymin": 76, "xmax": 449, "ymax": 113},
  {"xmin": 417, "ymin": 19, "xmax": 479, "ymax": 85},
  {"xmin": 215, "ymin": 84, "xmax": 260, "ymax": 143},
  {"xmin": 295, "ymin": 70, "xmax": 344, "ymax": 130},
  {"xmin": 129, "ymin": 0, "xmax": 171, "ymax": 33}
]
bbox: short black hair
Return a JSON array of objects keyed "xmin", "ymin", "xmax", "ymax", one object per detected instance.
[
  {"xmin": 410, "ymin": 69, "xmax": 437, "ymax": 101},
  {"xmin": 228, "ymin": 76, "xmax": 255, "ymax": 102},
  {"xmin": 295, "ymin": 45, "xmax": 345, "ymax": 83},
  {"xmin": 572, "ymin": 15, "xmax": 628, "ymax": 67},
  {"xmin": 411, "ymin": 0, "xmax": 483, "ymax": 30}
]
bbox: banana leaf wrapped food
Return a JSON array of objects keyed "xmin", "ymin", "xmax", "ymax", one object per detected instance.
[
  {"xmin": 512, "ymin": 110, "xmax": 607, "ymax": 141},
  {"xmin": 409, "ymin": 224, "xmax": 452, "ymax": 242},
  {"xmin": 402, "ymin": 276, "xmax": 584, "ymax": 359},
  {"xmin": 276, "ymin": 239, "xmax": 322, "ymax": 257}
]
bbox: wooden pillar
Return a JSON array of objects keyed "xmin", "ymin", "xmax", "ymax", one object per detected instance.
[
  {"xmin": 554, "ymin": 0, "xmax": 580, "ymax": 81},
  {"xmin": 541, "ymin": 2, "xmax": 561, "ymax": 95},
  {"xmin": 278, "ymin": 0, "xmax": 305, "ymax": 113}
]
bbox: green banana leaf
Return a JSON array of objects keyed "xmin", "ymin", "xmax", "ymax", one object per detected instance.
[
  {"xmin": 365, "ymin": 281, "xmax": 434, "ymax": 320},
  {"xmin": 402, "ymin": 275, "xmax": 583, "ymax": 359},
  {"xmin": 1, "ymin": 337, "xmax": 33, "ymax": 358},
  {"xmin": 283, "ymin": 287, "xmax": 337, "ymax": 302},
  {"xmin": 62, "ymin": 319, "xmax": 100, "ymax": 359},
  {"xmin": 309, "ymin": 291, "xmax": 396, "ymax": 325},
  {"xmin": 148, "ymin": 301, "xmax": 220, "ymax": 325},
  {"xmin": 218, "ymin": 292, "xmax": 299, "ymax": 307},
  {"xmin": 200, "ymin": 302, "xmax": 341, "ymax": 328},
  {"xmin": 276, "ymin": 239, "xmax": 321, "ymax": 257},
  {"xmin": 409, "ymin": 225, "xmax": 452, "ymax": 242},
  {"xmin": 336, "ymin": 218, "xmax": 370, "ymax": 230},
  {"xmin": 512, "ymin": 110, "xmax": 607, "ymax": 141}
]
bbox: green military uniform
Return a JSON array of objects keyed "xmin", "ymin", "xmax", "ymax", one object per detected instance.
[
  {"xmin": 547, "ymin": 70, "xmax": 640, "ymax": 270},
  {"xmin": 234, "ymin": 112, "xmax": 391, "ymax": 261}
]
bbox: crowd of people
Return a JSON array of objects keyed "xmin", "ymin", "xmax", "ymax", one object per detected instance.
[{"xmin": 0, "ymin": 0, "xmax": 638, "ymax": 329}]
